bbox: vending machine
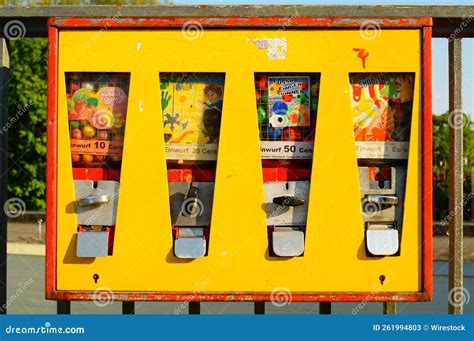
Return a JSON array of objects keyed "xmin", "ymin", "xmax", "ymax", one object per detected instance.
[
  {"xmin": 161, "ymin": 72, "xmax": 224, "ymax": 258},
  {"xmin": 256, "ymin": 73, "xmax": 319, "ymax": 257},
  {"xmin": 46, "ymin": 16, "xmax": 432, "ymax": 303}
]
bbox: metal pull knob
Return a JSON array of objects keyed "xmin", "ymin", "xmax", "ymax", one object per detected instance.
[
  {"xmin": 273, "ymin": 196, "xmax": 305, "ymax": 207},
  {"xmin": 78, "ymin": 194, "xmax": 110, "ymax": 206},
  {"xmin": 366, "ymin": 195, "xmax": 399, "ymax": 206}
]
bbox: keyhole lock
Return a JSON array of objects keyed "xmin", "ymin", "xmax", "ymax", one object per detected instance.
[
  {"xmin": 93, "ymin": 273, "xmax": 99, "ymax": 284},
  {"xmin": 379, "ymin": 275, "xmax": 386, "ymax": 285}
]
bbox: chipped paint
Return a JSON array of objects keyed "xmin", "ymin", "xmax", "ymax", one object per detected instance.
[
  {"xmin": 252, "ymin": 38, "xmax": 287, "ymax": 60},
  {"xmin": 50, "ymin": 17, "xmax": 432, "ymax": 29}
]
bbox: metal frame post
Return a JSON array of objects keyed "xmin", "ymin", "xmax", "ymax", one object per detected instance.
[
  {"xmin": 319, "ymin": 302, "xmax": 331, "ymax": 314},
  {"xmin": 57, "ymin": 300, "xmax": 71, "ymax": 314},
  {"xmin": 0, "ymin": 38, "xmax": 9, "ymax": 315},
  {"xmin": 122, "ymin": 301, "xmax": 135, "ymax": 314},
  {"xmin": 383, "ymin": 302, "xmax": 397, "ymax": 314},
  {"xmin": 189, "ymin": 302, "xmax": 200, "ymax": 314},
  {"xmin": 448, "ymin": 37, "xmax": 463, "ymax": 314}
]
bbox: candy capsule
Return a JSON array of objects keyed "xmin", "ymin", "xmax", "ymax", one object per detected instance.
[
  {"xmin": 70, "ymin": 128, "xmax": 83, "ymax": 139},
  {"xmin": 257, "ymin": 106, "xmax": 266, "ymax": 124},
  {"xmin": 110, "ymin": 154, "xmax": 122, "ymax": 162},
  {"xmin": 97, "ymin": 131, "xmax": 109, "ymax": 140},
  {"xmin": 71, "ymin": 154, "xmax": 81, "ymax": 163},
  {"xmin": 82, "ymin": 154, "xmax": 94, "ymax": 164},
  {"xmin": 94, "ymin": 155, "xmax": 106, "ymax": 162},
  {"xmin": 258, "ymin": 75, "xmax": 268, "ymax": 90},
  {"xmin": 268, "ymin": 127, "xmax": 282, "ymax": 139},
  {"xmin": 69, "ymin": 120, "xmax": 80, "ymax": 129},
  {"xmin": 83, "ymin": 125, "xmax": 96, "ymax": 138},
  {"xmin": 81, "ymin": 82, "xmax": 95, "ymax": 91}
]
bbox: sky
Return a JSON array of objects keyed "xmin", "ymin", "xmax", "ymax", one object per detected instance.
[{"xmin": 173, "ymin": 0, "xmax": 474, "ymax": 118}]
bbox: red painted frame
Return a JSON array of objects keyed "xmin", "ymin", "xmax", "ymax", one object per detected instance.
[{"xmin": 46, "ymin": 17, "xmax": 433, "ymax": 302}]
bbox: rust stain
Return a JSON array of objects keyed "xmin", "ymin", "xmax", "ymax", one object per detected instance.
[{"xmin": 50, "ymin": 17, "xmax": 432, "ymax": 29}]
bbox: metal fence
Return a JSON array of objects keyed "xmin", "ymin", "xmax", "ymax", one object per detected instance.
[{"xmin": 0, "ymin": 4, "xmax": 472, "ymax": 315}]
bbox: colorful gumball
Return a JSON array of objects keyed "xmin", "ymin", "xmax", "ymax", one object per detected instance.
[
  {"xmin": 82, "ymin": 154, "xmax": 94, "ymax": 164},
  {"xmin": 83, "ymin": 125, "xmax": 96, "ymax": 138},
  {"xmin": 81, "ymin": 82, "xmax": 95, "ymax": 90},
  {"xmin": 94, "ymin": 155, "xmax": 106, "ymax": 162},
  {"xmin": 311, "ymin": 98, "xmax": 318, "ymax": 111},
  {"xmin": 256, "ymin": 91, "xmax": 261, "ymax": 102},
  {"xmin": 97, "ymin": 131, "xmax": 109, "ymax": 140},
  {"xmin": 113, "ymin": 113, "xmax": 125, "ymax": 129},
  {"xmin": 282, "ymin": 94, "xmax": 293, "ymax": 102},
  {"xmin": 258, "ymin": 75, "xmax": 268, "ymax": 90},
  {"xmin": 110, "ymin": 154, "xmax": 121, "ymax": 162},
  {"xmin": 296, "ymin": 93, "xmax": 308, "ymax": 104},
  {"xmin": 111, "ymin": 127, "xmax": 121, "ymax": 135},
  {"xmin": 257, "ymin": 106, "xmax": 266, "ymax": 124},
  {"xmin": 70, "ymin": 128, "xmax": 83, "ymax": 139},
  {"xmin": 311, "ymin": 83, "xmax": 319, "ymax": 96},
  {"xmin": 268, "ymin": 127, "xmax": 282, "ymax": 139},
  {"xmin": 69, "ymin": 120, "xmax": 79, "ymax": 129},
  {"xmin": 71, "ymin": 154, "xmax": 81, "ymax": 163},
  {"xmin": 283, "ymin": 128, "xmax": 302, "ymax": 141}
]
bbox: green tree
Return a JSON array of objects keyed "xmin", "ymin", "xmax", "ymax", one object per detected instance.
[
  {"xmin": 432, "ymin": 112, "xmax": 473, "ymax": 219},
  {"xmin": 7, "ymin": 38, "xmax": 48, "ymax": 210}
]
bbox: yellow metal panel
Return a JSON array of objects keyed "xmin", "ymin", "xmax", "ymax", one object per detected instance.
[{"xmin": 57, "ymin": 30, "xmax": 421, "ymax": 292}]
